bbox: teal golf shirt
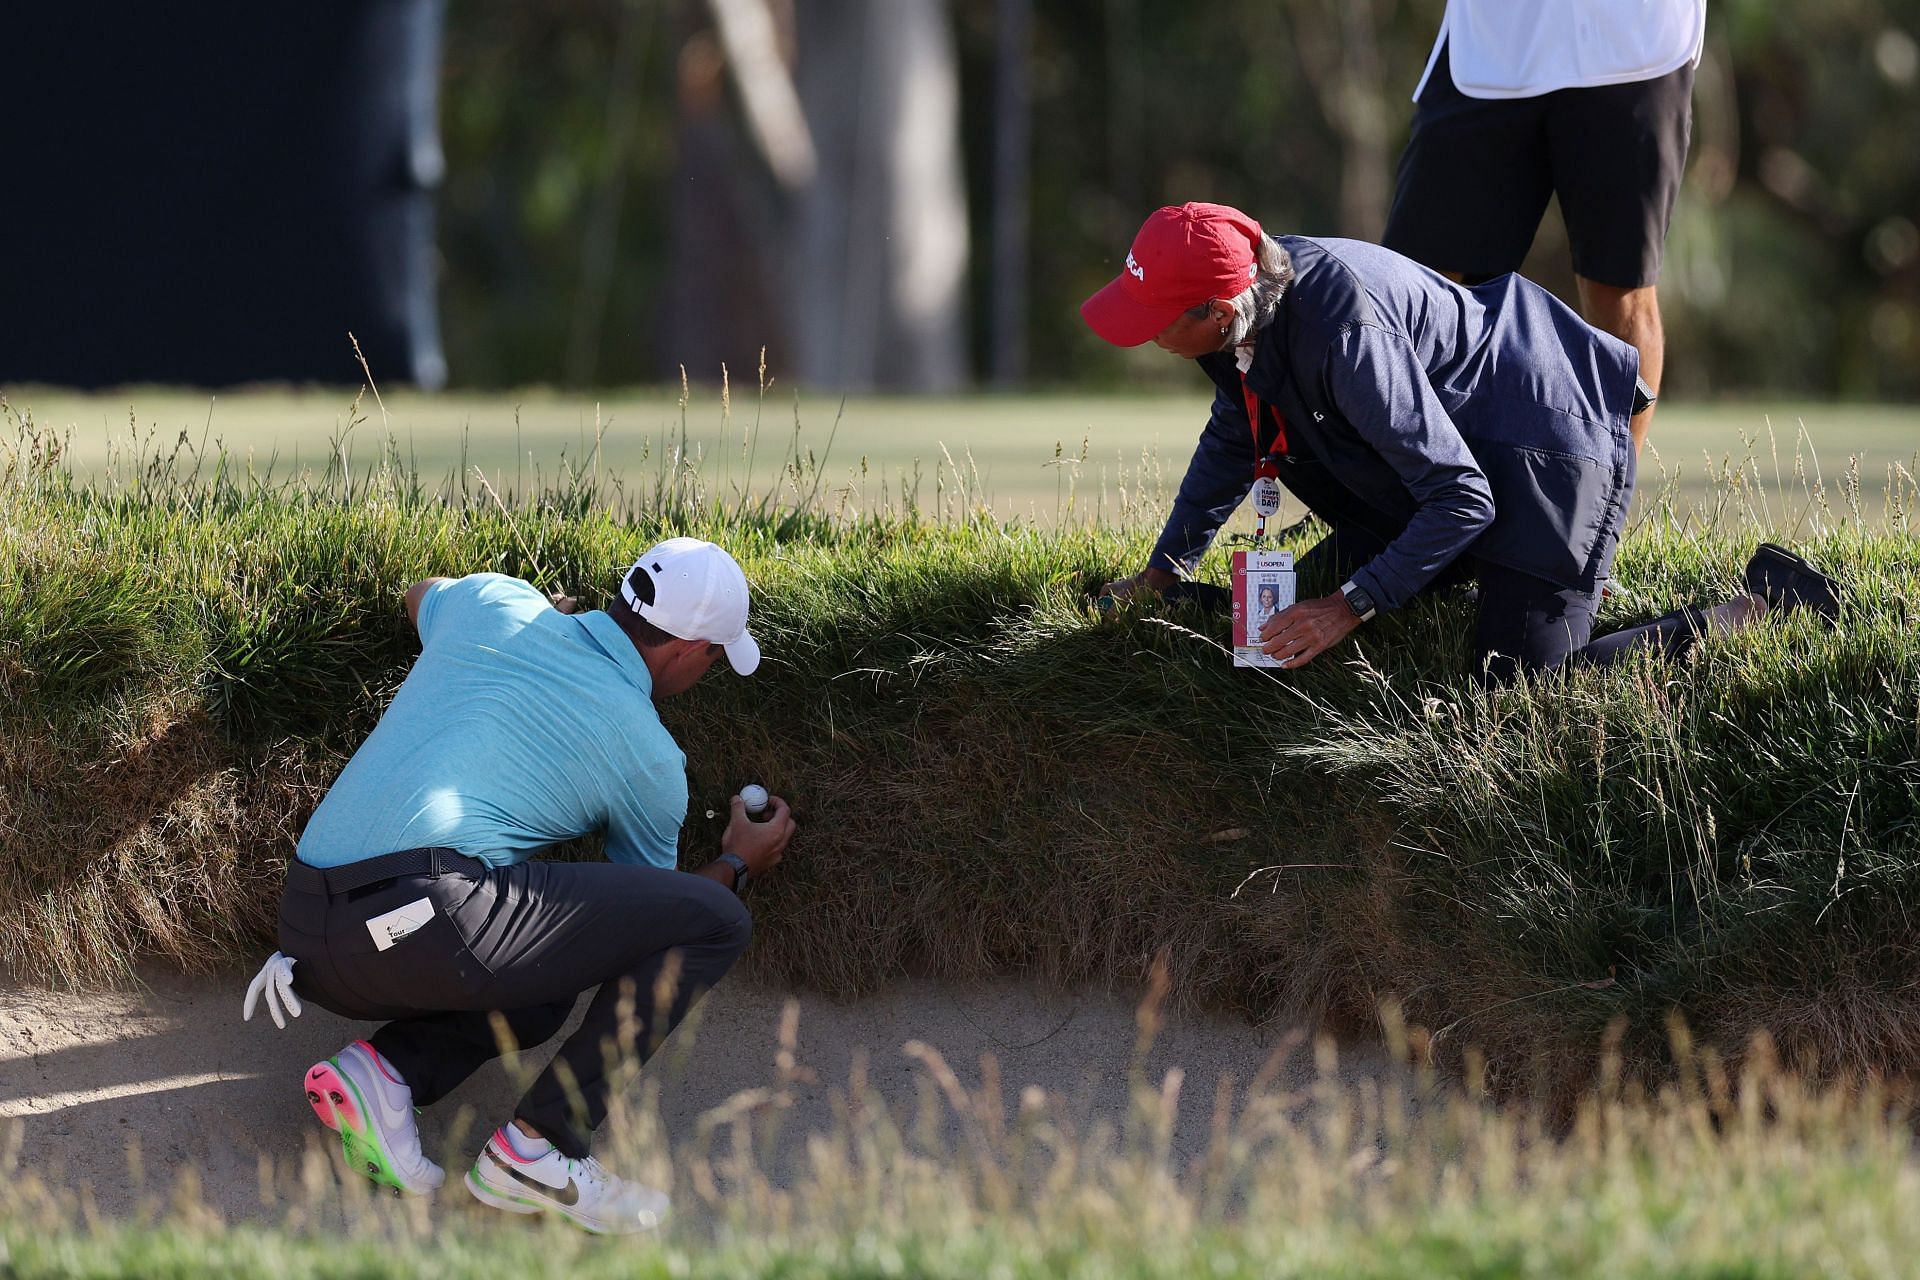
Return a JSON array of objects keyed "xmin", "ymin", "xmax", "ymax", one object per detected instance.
[{"xmin": 297, "ymin": 574, "xmax": 689, "ymax": 870}]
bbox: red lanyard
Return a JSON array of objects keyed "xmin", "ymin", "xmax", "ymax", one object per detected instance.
[
  {"xmin": 1241, "ymin": 371, "xmax": 1288, "ymax": 540},
  {"xmin": 1240, "ymin": 373, "xmax": 1289, "ymax": 474}
]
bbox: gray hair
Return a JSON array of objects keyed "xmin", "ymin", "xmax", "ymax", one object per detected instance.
[{"xmin": 1187, "ymin": 235, "xmax": 1294, "ymax": 345}]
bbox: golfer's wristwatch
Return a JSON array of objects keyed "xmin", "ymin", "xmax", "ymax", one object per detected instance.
[
  {"xmin": 717, "ymin": 852, "xmax": 752, "ymax": 894},
  {"xmin": 1339, "ymin": 579, "xmax": 1378, "ymax": 622}
]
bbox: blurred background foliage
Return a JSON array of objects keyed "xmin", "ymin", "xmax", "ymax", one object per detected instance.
[{"xmin": 436, "ymin": 0, "xmax": 1920, "ymax": 397}]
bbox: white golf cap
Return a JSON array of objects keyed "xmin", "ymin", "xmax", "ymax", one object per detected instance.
[{"xmin": 619, "ymin": 537, "xmax": 761, "ymax": 675}]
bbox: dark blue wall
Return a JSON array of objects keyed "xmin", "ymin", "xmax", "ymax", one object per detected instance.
[{"xmin": 1, "ymin": 1, "xmax": 447, "ymax": 388}]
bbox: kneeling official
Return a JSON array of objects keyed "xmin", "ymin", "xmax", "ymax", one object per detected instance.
[{"xmin": 1085, "ymin": 203, "xmax": 1837, "ymax": 681}]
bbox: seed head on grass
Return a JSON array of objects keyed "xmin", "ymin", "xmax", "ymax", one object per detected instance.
[{"xmin": 2, "ymin": 401, "xmax": 1918, "ymax": 1102}]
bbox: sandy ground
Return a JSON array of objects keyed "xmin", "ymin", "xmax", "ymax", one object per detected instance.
[{"xmin": 0, "ymin": 968, "xmax": 1391, "ymax": 1222}]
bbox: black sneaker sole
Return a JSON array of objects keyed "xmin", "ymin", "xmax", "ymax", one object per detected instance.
[{"xmin": 1744, "ymin": 543, "xmax": 1840, "ymax": 622}]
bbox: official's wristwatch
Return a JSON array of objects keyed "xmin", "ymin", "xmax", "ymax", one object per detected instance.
[
  {"xmin": 1339, "ymin": 579, "xmax": 1378, "ymax": 622},
  {"xmin": 717, "ymin": 852, "xmax": 752, "ymax": 895}
]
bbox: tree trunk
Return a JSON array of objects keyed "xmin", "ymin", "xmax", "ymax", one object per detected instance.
[
  {"xmin": 990, "ymin": 0, "xmax": 1032, "ymax": 387},
  {"xmin": 668, "ymin": 0, "xmax": 970, "ymax": 391},
  {"xmin": 786, "ymin": 0, "xmax": 971, "ymax": 391},
  {"xmin": 1290, "ymin": 0, "xmax": 1392, "ymax": 241}
]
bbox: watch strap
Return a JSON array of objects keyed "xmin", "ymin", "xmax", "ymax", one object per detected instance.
[
  {"xmin": 1340, "ymin": 579, "xmax": 1378, "ymax": 622},
  {"xmin": 716, "ymin": 851, "xmax": 751, "ymax": 894}
]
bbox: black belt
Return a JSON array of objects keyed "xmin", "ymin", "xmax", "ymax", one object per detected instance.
[{"xmin": 283, "ymin": 846, "xmax": 479, "ymax": 897}]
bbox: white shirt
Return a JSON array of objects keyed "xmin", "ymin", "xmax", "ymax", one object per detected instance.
[{"xmin": 1413, "ymin": 1, "xmax": 1706, "ymax": 101}]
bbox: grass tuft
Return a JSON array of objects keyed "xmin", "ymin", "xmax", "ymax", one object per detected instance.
[
  {"xmin": 3, "ymin": 399, "xmax": 1918, "ymax": 1097},
  {"xmin": 5, "ymin": 1015, "xmax": 1920, "ymax": 1277}
]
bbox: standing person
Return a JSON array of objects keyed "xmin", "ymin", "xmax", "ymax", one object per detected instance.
[
  {"xmin": 241, "ymin": 537, "xmax": 797, "ymax": 1235},
  {"xmin": 1085, "ymin": 203, "xmax": 1838, "ymax": 682},
  {"xmin": 1381, "ymin": 0, "xmax": 1706, "ymax": 454}
]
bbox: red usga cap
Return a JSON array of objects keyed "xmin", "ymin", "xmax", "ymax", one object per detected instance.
[{"xmin": 1081, "ymin": 202, "xmax": 1265, "ymax": 347}]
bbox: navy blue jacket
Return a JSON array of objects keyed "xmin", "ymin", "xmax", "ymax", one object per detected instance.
[{"xmin": 1151, "ymin": 236, "xmax": 1639, "ymax": 611}]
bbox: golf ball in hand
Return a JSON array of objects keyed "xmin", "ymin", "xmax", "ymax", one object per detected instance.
[{"xmin": 740, "ymin": 784, "xmax": 769, "ymax": 815}]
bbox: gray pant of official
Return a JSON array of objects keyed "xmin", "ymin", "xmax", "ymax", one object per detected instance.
[{"xmin": 278, "ymin": 848, "xmax": 752, "ymax": 1158}]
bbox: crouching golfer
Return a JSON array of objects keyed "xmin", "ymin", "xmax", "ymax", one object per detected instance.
[
  {"xmin": 241, "ymin": 537, "xmax": 795, "ymax": 1234},
  {"xmin": 1086, "ymin": 203, "xmax": 1839, "ymax": 681}
]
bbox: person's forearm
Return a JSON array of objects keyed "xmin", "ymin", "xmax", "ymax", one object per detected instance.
[
  {"xmin": 404, "ymin": 576, "xmax": 456, "ymax": 632},
  {"xmin": 1325, "ymin": 327, "xmax": 1496, "ymax": 611},
  {"xmin": 1139, "ymin": 567, "xmax": 1179, "ymax": 591},
  {"xmin": 693, "ymin": 860, "xmax": 737, "ymax": 890},
  {"xmin": 1349, "ymin": 492, "xmax": 1491, "ymax": 611},
  {"xmin": 1151, "ymin": 475, "xmax": 1254, "ymax": 573},
  {"xmin": 1153, "ymin": 393, "xmax": 1260, "ymax": 573},
  {"xmin": 1149, "ymin": 512, "xmax": 1223, "ymax": 576}
]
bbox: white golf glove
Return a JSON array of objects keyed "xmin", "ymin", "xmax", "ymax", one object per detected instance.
[{"xmin": 241, "ymin": 951, "xmax": 304, "ymax": 1029}]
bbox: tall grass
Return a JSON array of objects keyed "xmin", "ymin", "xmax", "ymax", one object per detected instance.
[
  {"xmin": 3, "ymin": 394, "xmax": 1918, "ymax": 1095},
  {"xmin": 5, "ymin": 999, "xmax": 1920, "ymax": 1277}
]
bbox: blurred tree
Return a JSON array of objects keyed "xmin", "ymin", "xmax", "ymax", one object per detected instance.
[
  {"xmin": 664, "ymin": 0, "xmax": 972, "ymax": 391},
  {"xmin": 430, "ymin": 0, "xmax": 1919, "ymax": 399},
  {"xmin": 784, "ymin": 0, "xmax": 972, "ymax": 391},
  {"xmin": 439, "ymin": 3, "xmax": 680, "ymax": 387},
  {"xmin": 1660, "ymin": 0, "xmax": 1920, "ymax": 398},
  {"xmin": 989, "ymin": 0, "xmax": 1034, "ymax": 386},
  {"xmin": 1287, "ymin": 0, "xmax": 1393, "ymax": 240}
]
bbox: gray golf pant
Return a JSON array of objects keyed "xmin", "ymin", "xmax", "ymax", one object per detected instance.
[{"xmin": 278, "ymin": 848, "xmax": 752, "ymax": 1158}]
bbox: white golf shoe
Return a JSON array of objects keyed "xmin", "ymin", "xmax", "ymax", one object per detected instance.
[
  {"xmin": 465, "ymin": 1126, "xmax": 668, "ymax": 1234},
  {"xmin": 304, "ymin": 1039, "xmax": 445, "ymax": 1195}
]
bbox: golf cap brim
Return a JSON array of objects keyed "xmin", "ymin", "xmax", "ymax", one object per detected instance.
[
  {"xmin": 1080, "ymin": 275, "xmax": 1187, "ymax": 348},
  {"xmin": 723, "ymin": 630, "xmax": 761, "ymax": 676}
]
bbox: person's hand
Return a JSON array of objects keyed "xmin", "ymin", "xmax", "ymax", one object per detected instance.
[
  {"xmin": 722, "ymin": 793, "xmax": 796, "ymax": 878},
  {"xmin": 548, "ymin": 589, "xmax": 582, "ymax": 615},
  {"xmin": 241, "ymin": 952, "xmax": 303, "ymax": 1028},
  {"xmin": 1098, "ymin": 567, "xmax": 1180, "ymax": 604},
  {"xmin": 1259, "ymin": 593, "xmax": 1365, "ymax": 667}
]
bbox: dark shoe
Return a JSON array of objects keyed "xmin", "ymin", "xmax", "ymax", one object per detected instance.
[{"xmin": 1744, "ymin": 543, "xmax": 1840, "ymax": 621}]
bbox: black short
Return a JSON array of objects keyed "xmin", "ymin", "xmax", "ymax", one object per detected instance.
[{"xmin": 1382, "ymin": 41, "xmax": 1694, "ymax": 289}]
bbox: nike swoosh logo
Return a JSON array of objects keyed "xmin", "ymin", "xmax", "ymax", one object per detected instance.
[{"xmin": 496, "ymin": 1153, "xmax": 580, "ymax": 1206}]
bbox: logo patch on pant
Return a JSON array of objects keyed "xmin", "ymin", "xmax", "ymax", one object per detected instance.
[{"xmin": 366, "ymin": 897, "xmax": 435, "ymax": 951}]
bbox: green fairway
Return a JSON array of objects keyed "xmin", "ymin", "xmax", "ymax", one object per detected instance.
[{"xmin": 8, "ymin": 385, "xmax": 1916, "ymax": 528}]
